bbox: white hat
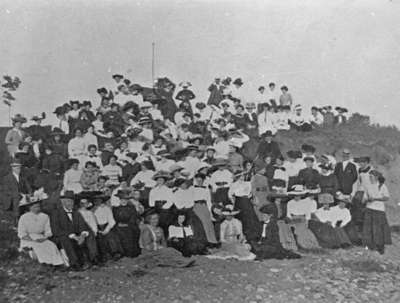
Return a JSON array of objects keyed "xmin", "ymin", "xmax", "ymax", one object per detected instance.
[
  {"xmin": 221, "ymin": 204, "xmax": 240, "ymax": 216},
  {"xmin": 179, "ymin": 81, "xmax": 192, "ymax": 88},
  {"xmin": 287, "ymin": 185, "xmax": 307, "ymax": 196}
]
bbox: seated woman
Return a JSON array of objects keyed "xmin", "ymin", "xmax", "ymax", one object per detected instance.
[
  {"xmin": 308, "ymin": 193, "xmax": 352, "ymax": 249},
  {"xmin": 168, "ymin": 210, "xmax": 208, "ymax": 257},
  {"xmin": 138, "ymin": 209, "xmax": 195, "ymax": 268},
  {"xmin": 206, "ymin": 204, "xmax": 256, "ymax": 261},
  {"xmin": 112, "ymin": 190, "xmax": 141, "ymax": 258},
  {"xmin": 250, "ymin": 204, "xmax": 301, "ymax": 260},
  {"xmin": 286, "ymin": 185, "xmax": 320, "ymax": 250},
  {"xmin": 17, "ymin": 190, "xmax": 66, "ymax": 267}
]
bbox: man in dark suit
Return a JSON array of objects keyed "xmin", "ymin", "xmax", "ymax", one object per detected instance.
[
  {"xmin": 256, "ymin": 131, "xmax": 282, "ymax": 162},
  {"xmin": 1, "ymin": 159, "xmax": 31, "ymax": 218},
  {"xmin": 50, "ymin": 191, "xmax": 98, "ymax": 271},
  {"xmin": 334, "ymin": 149, "xmax": 358, "ymax": 195}
]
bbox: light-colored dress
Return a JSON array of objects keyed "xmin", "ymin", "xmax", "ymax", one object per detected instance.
[
  {"xmin": 207, "ymin": 218, "xmax": 255, "ymax": 261},
  {"xmin": 63, "ymin": 168, "xmax": 83, "ymax": 193},
  {"xmin": 18, "ymin": 212, "xmax": 65, "ymax": 265}
]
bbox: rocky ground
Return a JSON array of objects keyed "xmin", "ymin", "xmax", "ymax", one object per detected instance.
[{"xmin": 2, "ymin": 227, "xmax": 400, "ymax": 303}]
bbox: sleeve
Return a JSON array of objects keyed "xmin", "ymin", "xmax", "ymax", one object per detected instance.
[
  {"xmin": 5, "ymin": 130, "xmax": 13, "ymax": 145},
  {"xmin": 219, "ymin": 221, "xmax": 226, "ymax": 243},
  {"xmin": 236, "ymin": 219, "xmax": 243, "ymax": 238},
  {"xmin": 205, "ymin": 189, "xmax": 212, "ymax": 211},
  {"xmin": 44, "ymin": 215, "xmax": 53, "ymax": 238},
  {"xmin": 380, "ymin": 184, "xmax": 390, "ymax": 198},
  {"xmin": 228, "ymin": 183, "xmax": 235, "ymax": 201},
  {"xmin": 148, "ymin": 188, "xmax": 156, "ymax": 207},
  {"xmin": 17, "ymin": 215, "xmax": 28, "ymax": 239},
  {"xmin": 104, "ymin": 208, "xmax": 116, "ymax": 233},
  {"xmin": 286, "ymin": 201, "xmax": 293, "ymax": 218},
  {"xmin": 63, "ymin": 171, "xmax": 69, "ymax": 190},
  {"xmin": 341, "ymin": 209, "xmax": 351, "ymax": 227}
]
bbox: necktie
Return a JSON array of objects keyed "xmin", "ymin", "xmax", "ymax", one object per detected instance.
[
  {"xmin": 182, "ymin": 226, "xmax": 186, "ymax": 238},
  {"xmin": 262, "ymin": 223, "xmax": 267, "ymax": 238}
]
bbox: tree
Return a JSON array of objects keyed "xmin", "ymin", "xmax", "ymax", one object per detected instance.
[{"xmin": 1, "ymin": 75, "xmax": 21, "ymax": 125}]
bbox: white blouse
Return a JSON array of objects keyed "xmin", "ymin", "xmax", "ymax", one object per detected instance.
[{"xmin": 287, "ymin": 197, "xmax": 317, "ymax": 220}]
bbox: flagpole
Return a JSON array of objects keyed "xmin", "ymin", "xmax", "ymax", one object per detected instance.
[{"xmin": 152, "ymin": 42, "xmax": 155, "ymax": 87}]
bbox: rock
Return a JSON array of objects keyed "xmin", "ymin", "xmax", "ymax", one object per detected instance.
[
  {"xmin": 270, "ymin": 268, "xmax": 280, "ymax": 273},
  {"xmin": 256, "ymin": 287, "xmax": 265, "ymax": 292}
]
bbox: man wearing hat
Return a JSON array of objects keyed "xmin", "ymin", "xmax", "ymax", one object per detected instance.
[
  {"xmin": 50, "ymin": 191, "xmax": 99, "ymax": 270},
  {"xmin": 26, "ymin": 112, "xmax": 47, "ymax": 142},
  {"xmin": 2, "ymin": 159, "xmax": 32, "ymax": 219},
  {"xmin": 256, "ymin": 130, "xmax": 282, "ymax": 162},
  {"xmin": 5, "ymin": 114, "xmax": 27, "ymax": 156},
  {"xmin": 334, "ymin": 148, "xmax": 358, "ymax": 196}
]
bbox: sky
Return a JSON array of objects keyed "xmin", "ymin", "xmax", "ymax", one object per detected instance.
[{"xmin": 0, "ymin": 0, "xmax": 399, "ymax": 126}]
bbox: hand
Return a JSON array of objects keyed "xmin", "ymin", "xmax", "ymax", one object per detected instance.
[{"xmin": 76, "ymin": 235, "xmax": 85, "ymax": 245}]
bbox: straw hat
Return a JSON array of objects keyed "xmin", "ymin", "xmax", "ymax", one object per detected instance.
[
  {"xmin": 153, "ymin": 170, "xmax": 172, "ymax": 181},
  {"xmin": 287, "ymin": 185, "xmax": 307, "ymax": 196},
  {"xmin": 19, "ymin": 189, "xmax": 49, "ymax": 208},
  {"xmin": 318, "ymin": 193, "xmax": 334, "ymax": 204},
  {"xmin": 221, "ymin": 204, "xmax": 240, "ymax": 216}
]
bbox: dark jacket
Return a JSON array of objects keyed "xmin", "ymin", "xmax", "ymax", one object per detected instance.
[
  {"xmin": 50, "ymin": 207, "xmax": 91, "ymax": 239},
  {"xmin": 1, "ymin": 172, "xmax": 31, "ymax": 211},
  {"xmin": 334, "ymin": 162, "xmax": 358, "ymax": 195},
  {"xmin": 256, "ymin": 140, "xmax": 281, "ymax": 162}
]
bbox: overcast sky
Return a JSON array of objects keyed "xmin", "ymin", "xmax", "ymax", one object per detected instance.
[{"xmin": 0, "ymin": 0, "xmax": 399, "ymax": 126}]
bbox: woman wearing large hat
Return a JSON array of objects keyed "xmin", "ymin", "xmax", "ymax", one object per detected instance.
[
  {"xmin": 17, "ymin": 189, "xmax": 66, "ymax": 266},
  {"xmin": 286, "ymin": 185, "xmax": 320, "ymax": 250},
  {"xmin": 5, "ymin": 114, "xmax": 27, "ymax": 156},
  {"xmin": 207, "ymin": 204, "xmax": 256, "ymax": 261},
  {"xmin": 112, "ymin": 189, "xmax": 141, "ymax": 258}
]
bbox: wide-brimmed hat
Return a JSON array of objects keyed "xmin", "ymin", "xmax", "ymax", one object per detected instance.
[
  {"xmin": 245, "ymin": 102, "xmax": 256, "ymax": 109},
  {"xmin": 53, "ymin": 106, "xmax": 66, "ymax": 115},
  {"xmin": 19, "ymin": 189, "xmax": 49, "ymax": 208},
  {"xmin": 318, "ymin": 193, "xmax": 334, "ymax": 204},
  {"xmin": 221, "ymin": 204, "xmax": 240, "ymax": 216},
  {"xmin": 232, "ymin": 78, "xmax": 243, "ymax": 86},
  {"xmin": 336, "ymin": 192, "xmax": 351, "ymax": 203},
  {"xmin": 259, "ymin": 204, "xmax": 278, "ymax": 216},
  {"xmin": 169, "ymin": 164, "xmax": 184, "ymax": 173},
  {"xmin": 301, "ymin": 144, "xmax": 316, "ymax": 153},
  {"xmin": 114, "ymin": 190, "xmax": 133, "ymax": 199},
  {"xmin": 139, "ymin": 101, "xmax": 153, "ymax": 108},
  {"xmin": 60, "ymin": 190, "xmax": 76, "ymax": 200},
  {"xmin": 261, "ymin": 130, "xmax": 274, "ymax": 138},
  {"xmin": 213, "ymin": 158, "xmax": 228, "ymax": 167},
  {"xmin": 173, "ymin": 177, "xmax": 188, "ymax": 188},
  {"xmin": 51, "ymin": 127, "xmax": 65, "ymax": 136},
  {"xmin": 195, "ymin": 102, "xmax": 206, "ymax": 109},
  {"xmin": 319, "ymin": 163, "xmax": 333, "ymax": 171},
  {"xmin": 12, "ymin": 114, "xmax": 27, "ymax": 124},
  {"xmin": 10, "ymin": 158, "xmax": 23, "ymax": 167},
  {"xmin": 31, "ymin": 112, "xmax": 46, "ymax": 121},
  {"xmin": 66, "ymin": 158, "xmax": 80, "ymax": 167},
  {"xmin": 153, "ymin": 170, "xmax": 172, "ymax": 181},
  {"xmin": 112, "ymin": 74, "xmax": 124, "ymax": 80},
  {"xmin": 287, "ymin": 185, "xmax": 307, "ymax": 196},
  {"xmin": 178, "ymin": 81, "xmax": 192, "ymax": 88}
]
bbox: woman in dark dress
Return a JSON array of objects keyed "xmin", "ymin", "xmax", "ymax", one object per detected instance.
[
  {"xmin": 167, "ymin": 210, "xmax": 207, "ymax": 257},
  {"xmin": 112, "ymin": 190, "xmax": 141, "ymax": 257},
  {"xmin": 250, "ymin": 204, "xmax": 301, "ymax": 260}
]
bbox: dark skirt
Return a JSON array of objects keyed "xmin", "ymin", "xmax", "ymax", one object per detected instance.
[
  {"xmin": 97, "ymin": 224, "xmax": 123, "ymax": 259},
  {"xmin": 350, "ymin": 191, "xmax": 366, "ymax": 228},
  {"xmin": 234, "ymin": 196, "xmax": 260, "ymax": 243},
  {"xmin": 308, "ymin": 220, "xmax": 351, "ymax": 249},
  {"xmin": 251, "ymin": 240, "xmax": 301, "ymax": 260},
  {"xmin": 186, "ymin": 209, "xmax": 208, "ymax": 246},
  {"xmin": 362, "ymin": 208, "xmax": 392, "ymax": 251},
  {"xmin": 168, "ymin": 237, "xmax": 207, "ymax": 257},
  {"xmin": 115, "ymin": 224, "xmax": 141, "ymax": 257},
  {"xmin": 212, "ymin": 187, "xmax": 230, "ymax": 205}
]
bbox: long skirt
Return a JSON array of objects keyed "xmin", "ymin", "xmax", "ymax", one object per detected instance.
[
  {"xmin": 277, "ymin": 220, "xmax": 298, "ymax": 251},
  {"xmin": 168, "ymin": 237, "xmax": 206, "ymax": 257},
  {"xmin": 186, "ymin": 209, "xmax": 208, "ymax": 247},
  {"xmin": 350, "ymin": 191, "xmax": 366, "ymax": 229},
  {"xmin": 344, "ymin": 221, "xmax": 363, "ymax": 245},
  {"xmin": 97, "ymin": 224, "xmax": 124, "ymax": 259},
  {"xmin": 234, "ymin": 196, "xmax": 260, "ymax": 243},
  {"xmin": 308, "ymin": 220, "xmax": 351, "ymax": 249},
  {"xmin": 137, "ymin": 248, "xmax": 195, "ymax": 268},
  {"xmin": 193, "ymin": 203, "xmax": 218, "ymax": 244},
  {"xmin": 251, "ymin": 240, "xmax": 301, "ymax": 260},
  {"xmin": 206, "ymin": 242, "xmax": 256, "ymax": 261},
  {"xmin": 115, "ymin": 224, "xmax": 141, "ymax": 257},
  {"xmin": 362, "ymin": 208, "xmax": 392, "ymax": 251},
  {"xmin": 213, "ymin": 187, "xmax": 230, "ymax": 205},
  {"xmin": 288, "ymin": 219, "xmax": 320, "ymax": 250},
  {"xmin": 20, "ymin": 239, "xmax": 65, "ymax": 266}
]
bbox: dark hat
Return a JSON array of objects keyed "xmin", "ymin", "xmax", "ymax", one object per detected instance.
[
  {"xmin": 122, "ymin": 101, "xmax": 137, "ymax": 112},
  {"xmin": 11, "ymin": 114, "xmax": 27, "ymax": 124},
  {"xmin": 143, "ymin": 207, "xmax": 158, "ymax": 219},
  {"xmin": 156, "ymin": 150, "xmax": 171, "ymax": 157},
  {"xmin": 129, "ymin": 84, "xmax": 143, "ymax": 92},
  {"xmin": 354, "ymin": 156, "xmax": 370, "ymax": 163},
  {"xmin": 123, "ymin": 79, "xmax": 131, "ymax": 86},
  {"xmin": 206, "ymin": 146, "xmax": 216, "ymax": 152},
  {"xmin": 233, "ymin": 78, "xmax": 243, "ymax": 86},
  {"xmin": 173, "ymin": 178, "xmax": 188, "ymax": 187},
  {"xmin": 66, "ymin": 158, "xmax": 79, "ymax": 167},
  {"xmin": 69, "ymin": 100, "xmax": 81, "ymax": 106},
  {"xmin": 259, "ymin": 204, "xmax": 278, "ymax": 216},
  {"xmin": 258, "ymin": 86, "xmax": 265, "ymax": 91},
  {"xmin": 261, "ymin": 130, "xmax": 274, "ymax": 138},
  {"xmin": 10, "ymin": 158, "xmax": 23, "ymax": 167},
  {"xmin": 195, "ymin": 102, "xmax": 206, "ymax": 109},
  {"xmin": 60, "ymin": 190, "xmax": 75, "ymax": 200},
  {"xmin": 112, "ymin": 74, "xmax": 124, "ymax": 79},
  {"xmin": 319, "ymin": 163, "xmax": 333, "ymax": 171},
  {"xmin": 126, "ymin": 152, "xmax": 138, "ymax": 160},
  {"xmin": 97, "ymin": 87, "xmax": 108, "ymax": 94},
  {"xmin": 186, "ymin": 144, "xmax": 200, "ymax": 151},
  {"xmin": 287, "ymin": 150, "xmax": 300, "ymax": 159},
  {"xmin": 153, "ymin": 171, "xmax": 172, "ymax": 181},
  {"xmin": 301, "ymin": 144, "xmax": 316, "ymax": 153},
  {"xmin": 53, "ymin": 106, "xmax": 66, "ymax": 115},
  {"xmin": 194, "ymin": 172, "xmax": 206, "ymax": 179},
  {"xmin": 221, "ymin": 204, "xmax": 240, "ymax": 216},
  {"xmin": 31, "ymin": 112, "xmax": 46, "ymax": 121},
  {"xmin": 303, "ymin": 156, "xmax": 315, "ymax": 162},
  {"xmin": 115, "ymin": 190, "xmax": 133, "ymax": 199},
  {"xmin": 82, "ymin": 100, "xmax": 92, "ymax": 107}
]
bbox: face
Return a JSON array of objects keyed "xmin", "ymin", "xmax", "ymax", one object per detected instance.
[
  {"xmin": 207, "ymin": 150, "xmax": 215, "ymax": 158},
  {"xmin": 225, "ymin": 214, "xmax": 233, "ymax": 221},
  {"xmin": 15, "ymin": 121, "xmax": 22, "ymax": 128},
  {"xmin": 29, "ymin": 203, "xmax": 41, "ymax": 214},
  {"xmin": 156, "ymin": 177, "xmax": 165, "ymax": 186},
  {"xmin": 264, "ymin": 156, "xmax": 272, "ymax": 165},
  {"xmin": 89, "ymin": 147, "xmax": 97, "ymax": 155},
  {"xmin": 265, "ymin": 136, "xmax": 272, "ymax": 142},
  {"xmin": 276, "ymin": 158, "xmax": 283, "ymax": 166},
  {"xmin": 54, "ymin": 135, "xmax": 61, "ymax": 142},
  {"xmin": 180, "ymin": 182, "xmax": 188, "ymax": 190},
  {"xmin": 342, "ymin": 152, "xmax": 350, "ymax": 161},
  {"xmin": 61, "ymin": 198, "xmax": 74, "ymax": 211},
  {"xmin": 109, "ymin": 157, "xmax": 117, "ymax": 165},
  {"xmin": 75, "ymin": 129, "xmax": 82, "ymax": 137},
  {"xmin": 245, "ymin": 162, "xmax": 252, "ymax": 170},
  {"xmin": 72, "ymin": 163, "xmax": 79, "ymax": 170},
  {"xmin": 149, "ymin": 214, "xmax": 159, "ymax": 226},
  {"xmin": 45, "ymin": 149, "xmax": 52, "ymax": 155},
  {"xmin": 105, "ymin": 143, "xmax": 113, "ymax": 152},
  {"xmin": 305, "ymin": 160, "xmax": 313, "ymax": 168},
  {"xmin": 120, "ymin": 198, "xmax": 128, "ymax": 206},
  {"xmin": 178, "ymin": 215, "xmax": 185, "ymax": 225},
  {"xmin": 338, "ymin": 202, "xmax": 346, "ymax": 209},
  {"xmin": 133, "ymin": 191, "xmax": 141, "ymax": 200},
  {"xmin": 359, "ymin": 161, "xmax": 368, "ymax": 169},
  {"xmin": 261, "ymin": 213, "xmax": 271, "ymax": 222}
]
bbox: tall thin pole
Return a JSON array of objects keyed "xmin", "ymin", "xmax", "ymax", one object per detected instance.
[{"xmin": 152, "ymin": 42, "xmax": 155, "ymax": 87}]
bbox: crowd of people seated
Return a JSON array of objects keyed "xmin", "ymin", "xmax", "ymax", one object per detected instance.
[{"xmin": 2, "ymin": 75, "xmax": 391, "ymax": 271}]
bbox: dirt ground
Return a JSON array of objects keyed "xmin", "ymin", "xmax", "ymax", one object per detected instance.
[{"xmin": 2, "ymin": 231, "xmax": 400, "ymax": 303}]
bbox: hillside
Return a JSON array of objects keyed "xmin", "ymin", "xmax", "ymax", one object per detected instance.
[{"xmin": 1, "ymin": 115, "xmax": 400, "ymax": 303}]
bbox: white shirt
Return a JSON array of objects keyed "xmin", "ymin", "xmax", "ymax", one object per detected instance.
[
  {"xmin": 258, "ymin": 111, "xmax": 277, "ymax": 135},
  {"xmin": 173, "ymin": 188, "xmax": 194, "ymax": 209},
  {"xmin": 178, "ymin": 156, "xmax": 202, "ymax": 179},
  {"xmin": 13, "ymin": 172, "xmax": 20, "ymax": 183},
  {"xmin": 79, "ymin": 209, "xmax": 98, "ymax": 234},
  {"xmin": 93, "ymin": 205, "xmax": 115, "ymax": 233},
  {"xmin": 329, "ymin": 205, "xmax": 352, "ymax": 227},
  {"xmin": 364, "ymin": 183, "xmax": 389, "ymax": 212},
  {"xmin": 192, "ymin": 185, "xmax": 212, "ymax": 211},
  {"xmin": 228, "ymin": 181, "xmax": 252, "ymax": 198},
  {"xmin": 168, "ymin": 225, "xmax": 194, "ymax": 238},
  {"xmin": 209, "ymin": 169, "xmax": 233, "ymax": 192},
  {"xmin": 148, "ymin": 185, "xmax": 173, "ymax": 208},
  {"xmin": 130, "ymin": 170, "xmax": 156, "ymax": 188},
  {"xmin": 287, "ymin": 197, "xmax": 317, "ymax": 220}
]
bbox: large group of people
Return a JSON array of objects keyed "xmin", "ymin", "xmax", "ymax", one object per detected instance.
[{"xmin": 2, "ymin": 74, "xmax": 391, "ymax": 271}]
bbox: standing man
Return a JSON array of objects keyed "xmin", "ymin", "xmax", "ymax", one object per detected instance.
[
  {"xmin": 334, "ymin": 149, "xmax": 358, "ymax": 196},
  {"xmin": 207, "ymin": 77, "xmax": 224, "ymax": 107},
  {"xmin": 1, "ymin": 159, "xmax": 32, "ymax": 220},
  {"xmin": 256, "ymin": 131, "xmax": 282, "ymax": 163}
]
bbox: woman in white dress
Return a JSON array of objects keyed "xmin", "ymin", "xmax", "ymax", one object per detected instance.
[
  {"xmin": 63, "ymin": 158, "xmax": 83, "ymax": 193},
  {"xmin": 17, "ymin": 190, "xmax": 65, "ymax": 266}
]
